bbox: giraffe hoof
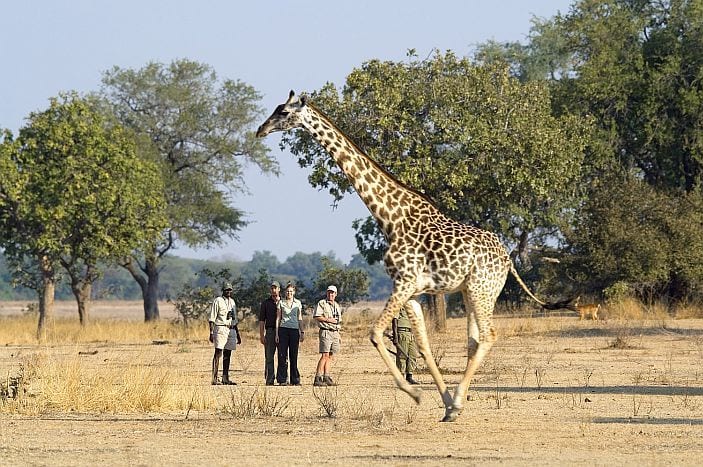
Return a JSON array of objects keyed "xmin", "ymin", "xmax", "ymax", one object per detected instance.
[
  {"xmin": 409, "ymin": 387, "xmax": 422, "ymax": 404},
  {"xmin": 441, "ymin": 406, "xmax": 462, "ymax": 422}
]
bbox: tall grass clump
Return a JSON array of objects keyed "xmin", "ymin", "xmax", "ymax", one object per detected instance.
[
  {"xmin": 0, "ymin": 315, "xmax": 205, "ymax": 345},
  {"xmin": 606, "ymin": 297, "xmax": 670, "ymax": 320},
  {"xmin": 1, "ymin": 353, "xmax": 215, "ymax": 414},
  {"xmin": 221, "ymin": 386, "xmax": 291, "ymax": 419}
]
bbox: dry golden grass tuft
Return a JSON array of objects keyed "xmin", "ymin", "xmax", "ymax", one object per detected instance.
[
  {"xmin": 605, "ymin": 297, "xmax": 669, "ymax": 320},
  {"xmin": 674, "ymin": 304, "xmax": 703, "ymax": 319},
  {"xmin": 1, "ymin": 351, "xmax": 216, "ymax": 414},
  {"xmin": 0, "ymin": 314, "xmax": 205, "ymax": 345}
]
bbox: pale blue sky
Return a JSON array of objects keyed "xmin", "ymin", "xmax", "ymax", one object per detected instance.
[{"xmin": 0, "ymin": 0, "xmax": 573, "ymax": 263}]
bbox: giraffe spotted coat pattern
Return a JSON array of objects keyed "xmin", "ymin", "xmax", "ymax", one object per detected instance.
[{"xmin": 256, "ymin": 91, "xmax": 573, "ymax": 422}]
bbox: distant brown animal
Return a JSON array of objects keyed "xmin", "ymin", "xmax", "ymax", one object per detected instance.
[{"xmin": 576, "ymin": 303, "xmax": 601, "ymax": 320}]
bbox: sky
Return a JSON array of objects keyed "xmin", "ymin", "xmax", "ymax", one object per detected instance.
[{"xmin": 0, "ymin": 0, "xmax": 574, "ymax": 264}]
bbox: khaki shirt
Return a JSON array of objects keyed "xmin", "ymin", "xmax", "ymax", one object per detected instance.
[
  {"xmin": 209, "ymin": 296, "xmax": 237, "ymax": 327},
  {"xmin": 314, "ymin": 299, "xmax": 341, "ymax": 331},
  {"xmin": 396, "ymin": 305, "xmax": 412, "ymax": 330}
]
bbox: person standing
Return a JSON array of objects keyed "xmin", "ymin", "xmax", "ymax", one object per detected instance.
[
  {"xmin": 276, "ymin": 283, "xmax": 304, "ymax": 385},
  {"xmin": 208, "ymin": 282, "xmax": 241, "ymax": 385},
  {"xmin": 259, "ymin": 281, "xmax": 280, "ymax": 386},
  {"xmin": 313, "ymin": 285, "xmax": 342, "ymax": 387},
  {"xmin": 391, "ymin": 304, "xmax": 420, "ymax": 385}
]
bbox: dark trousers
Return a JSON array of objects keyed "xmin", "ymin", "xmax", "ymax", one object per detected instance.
[
  {"xmin": 264, "ymin": 328, "xmax": 277, "ymax": 384},
  {"xmin": 276, "ymin": 327, "xmax": 300, "ymax": 384}
]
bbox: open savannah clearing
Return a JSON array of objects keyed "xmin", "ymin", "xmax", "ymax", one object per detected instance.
[{"xmin": 1, "ymin": 301, "xmax": 702, "ymax": 466}]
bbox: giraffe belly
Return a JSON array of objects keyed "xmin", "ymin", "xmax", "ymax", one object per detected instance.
[{"xmin": 415, "ymin": 270, "xmax": 466, "ymax": 294}]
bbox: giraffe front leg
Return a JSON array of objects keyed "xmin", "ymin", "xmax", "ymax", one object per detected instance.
[
  {"xmin": 404, "ymin": 300, "xmax": 453, "ymax": 411},
  {"xmin": 370, "ymin": 296, "xmax": 422, "ymax": 404}
]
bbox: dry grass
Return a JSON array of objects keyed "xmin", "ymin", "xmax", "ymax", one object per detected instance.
[
  {"xmin": 2, "ymin": 299, "xmax": 703, "ymax": 466},
  {"xmin": 1, "ymin": 351, "xmax": 215, "ymax": 414},
  {"xmin": 605, "ymin": 297, "xmax": 670, "ymax": 320},
  {"xmin": 0, "ymin": 314, "xmax": 204, "ymax": 345},
  {"xmin": 1, "ymin": 297, "xmax": 702, "ymax": 419}
]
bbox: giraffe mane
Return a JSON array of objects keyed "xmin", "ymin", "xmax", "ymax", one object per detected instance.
[{"xmin": 306, "ymin": 101, "xmax": 441, "ymax": 210}]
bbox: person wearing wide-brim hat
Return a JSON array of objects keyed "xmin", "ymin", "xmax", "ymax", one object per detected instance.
[{"xmin": 208, "ymin": 282, "xmax": 241, "ymax": 385}]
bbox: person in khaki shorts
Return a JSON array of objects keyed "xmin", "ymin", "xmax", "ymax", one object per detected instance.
[
  {"xmin": 313, "ymin": 285, "xmax": 342, "ymax": 386},
  {"xmin": 208, "ymin": 282, "xmax": 241, "ymax": 385}
]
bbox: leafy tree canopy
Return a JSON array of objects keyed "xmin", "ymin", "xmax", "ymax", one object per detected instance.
[{"xmin": 281, "ymin": 51, "xmax": 592, "ymax": 263}]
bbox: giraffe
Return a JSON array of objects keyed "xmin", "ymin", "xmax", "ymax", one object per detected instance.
[{"xmin": 256, "ymin": 90, "xmax": 573, "ymax": 422}]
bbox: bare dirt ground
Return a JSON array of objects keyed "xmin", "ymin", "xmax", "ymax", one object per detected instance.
[{"xmin": 1, "ymin": 301, "xmax": 703, "ymax": 466}]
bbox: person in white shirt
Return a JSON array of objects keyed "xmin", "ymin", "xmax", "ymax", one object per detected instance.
[
  {"xmin": 275, "ymin": 283, "xmax": 305, "ymax": 385},
  {"xmin": 208, "ymin": 282, "xmax": 241, "ymax": 385}
]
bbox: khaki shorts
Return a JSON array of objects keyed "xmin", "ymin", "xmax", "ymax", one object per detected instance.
[
  {"xmin": 213, "ymin": 326, "xmax": 237, "ymax": 351},
  {"xmin": 319, "ymin": 329, "xmax": 340, "ymax": 354}
]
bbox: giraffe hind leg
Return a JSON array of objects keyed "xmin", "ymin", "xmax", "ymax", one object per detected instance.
[
  {"xmin": 444, "ymin": 292, "xmax": 498, "ymax": 421},
  {"xmin": 370, "ymin": 293, "xmax": 422, "ymax": 403}
]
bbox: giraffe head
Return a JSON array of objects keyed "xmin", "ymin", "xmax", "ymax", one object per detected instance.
[{"xmin": 256, "ymin": 90, "xmax": 308, "ymax": 138}]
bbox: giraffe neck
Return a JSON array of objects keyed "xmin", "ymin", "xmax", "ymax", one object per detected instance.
[{"xmin": 303, "ymin": 104, "xmax": 430, "ymax": 235}]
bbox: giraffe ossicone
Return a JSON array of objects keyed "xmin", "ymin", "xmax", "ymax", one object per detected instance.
[{"xmin": 257, "ymin": 90, "xmax": 575, "ymax": 422}]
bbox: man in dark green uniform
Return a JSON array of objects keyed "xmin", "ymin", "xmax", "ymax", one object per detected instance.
[{"xmin": 392, "ymin": 304, "xmax": 420, "ymax": 385}]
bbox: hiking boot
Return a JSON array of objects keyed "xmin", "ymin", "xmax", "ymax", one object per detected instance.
[
  {"xmin": 211, "ymin": 380, "xmax": 222, "ymax": 385},
  {"xmin": 313, "ymin": 375, "xmax": 327, "ymax": 387},
  {"xmin": 278, "ymin": 381, "xmax": 288, "ymax": 386},
  {"xmin": 406, "ymin": 374, "xmax": 420, "ymax": 385},
  {"xmin": 323, "ymin": 375, "xmax": 337, "ymax": 386},
  {"xmin": 222, "ymin": 379, "xmax": 237, "ymax": 385}
]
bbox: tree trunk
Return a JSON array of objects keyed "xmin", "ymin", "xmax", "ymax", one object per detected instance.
[
  {"xmin": 122, "ymin": 255, "xmax": 160, "ymax": 322},
  {"xmin": 37, "ymin": 255, "xmax": 56, "ymax": 341},
  {"xmin": 71, "ymin": 281, "xmax": 92, "ymax": 326},
  {"xmin": 144, "ymin": 258, "xmax": 160, "ymax": 321},
  {"xmin": 66, "ymin": 263, "xmax": 96, "ymax": 326},
  {"xmin": 425, "ymin": 293, "xmax": 447, "ymax": 331},
  {"xmin": 516, "ymin": 230, "xmax": 531, "ymax": 269},
  {"xmin": 435, "ymin": 293, "xmax": 447, "ymax": 331}
]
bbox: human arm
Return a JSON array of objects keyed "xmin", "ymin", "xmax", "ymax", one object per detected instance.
[
  {"xmin": 208, "ymin": 298, "xmax": 219, "ymax": 343},
  {"xmin": 259, "ymin": 301, "xmax": 266, "ymax": 345},
  {"xmin": 298, "ymin": 301, "xmax": 305, "ymax": 342},
  {"xmin": 391, "ymin": 317, "xmax": 398, "ymax": 345},
  {"xmin": 234, "ymin": 325, "xmax": 241, "ymax": 345},
  {"xmin": 259, "ymin": 320, "xmax": 265, "ymax": 345},
  {"xmin": 275, "ymin": 305, "xmax": 282, "ymax": 344}
]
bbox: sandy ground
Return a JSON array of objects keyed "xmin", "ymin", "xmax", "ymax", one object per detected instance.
[{"xmin": 1, "ymin": 301, "xmax": 702, "ymax": 466}]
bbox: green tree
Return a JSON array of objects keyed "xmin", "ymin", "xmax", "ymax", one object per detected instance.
[
  {"xmin": 565, "ymin": 173, "xmax": 703, "ymax": 303},
  {"xmin": 529, "ymin": 0, "xmax": 703, "ymax": 301},
  {"xmin": 236, "ymin": 268, "xmax": 275, "ymax": 315},
  {"xmin": 277, "ymin": 251, "xmax": 330, "ymax": 286},
  {"xmin": 171, "ymin": 267, "xmax": 241, "ymax": 327},
  {"xmin": 282, "ymin": 51, "xmax": 591, "ymax": 267},
  {"xmin": 0, "ymin": 94, "xmax": 166, "ymax": 333},
  {"xmin": 307, "ymin": 257, "xmax": 369, "ymax": 305},
  {"xmin": 240, "ymin": 250, "xmax": 281, "ymax": 282},
  {"xmin": 545, "ymin": 0, "xmax": 703, "ymax": 191},
  {"xmin": 348, "ymin": 253, "xmax": 392, "ymax": 300},
  {"xmin": 100, "ymin": 59, "xmax": 277, "ymax": 321}
]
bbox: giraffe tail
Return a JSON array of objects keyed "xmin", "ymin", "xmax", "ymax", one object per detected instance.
[{"xmin": 509, "ymin": 263, "xmax": 578, "ymax": 311}]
